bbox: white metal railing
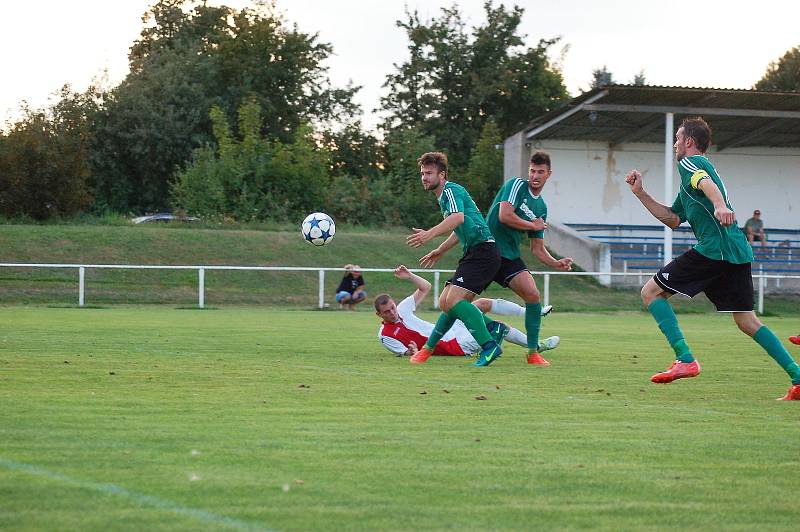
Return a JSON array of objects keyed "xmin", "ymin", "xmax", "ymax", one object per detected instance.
[{"xmin": 0, "ymin": 263, "xmax": 798, "ymax": 315}]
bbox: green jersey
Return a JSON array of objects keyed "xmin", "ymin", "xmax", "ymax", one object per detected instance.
[
  {"xmin": 673, "ymin": 155, "xmax": 753, "ymax": 264},
  {"xmin": 486, "ymin": 178, "xmax": 547, "ymax": 260},
  {"xmin": 438, "ymin": 181, "xmax": 494, "ymax": 257}
]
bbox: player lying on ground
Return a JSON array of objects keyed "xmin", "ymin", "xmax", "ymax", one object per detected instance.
[
  {"xmin": 625, "ymin": 116, "xmax": 800, "ymax": 401},
  {"xmin": 374, "ymin": 265, "xmax": 558, "ymax": 358}
]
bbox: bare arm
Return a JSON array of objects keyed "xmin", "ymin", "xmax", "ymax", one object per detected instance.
[
  {"xmin": 419, "ymin": 232, "xmax": 460, "ymax": 268},
  {"xmin": 498, "ymin": 202, "xmax": 547, "ymax": 231},
  {"xmin": 625, "ymin": 170, "xmax": 681, "ymax": 230},
  {"xmin": 394, "ymin": 265, "xmax": 431, "ymax": 306},
  {"xmin": 530, "ymin": 239, "xmax": 573, "ymax": 271},
  {"xmin": 436, "ymin": 232, "xmax": 460, "ymax": 254},
  {"xmin": 406, "ymin": 212, "xmax": 465, "ymax": 248},
  {"xmin": 696, "ymin": 178, "xmax": 735, "ymax": 227}
]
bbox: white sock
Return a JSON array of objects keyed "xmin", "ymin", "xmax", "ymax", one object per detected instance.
[
  {"xmin": 506, "ymin": 327, "xmax": 527, "ymax": 347},
  {"xmin": 490, "ymin": 299, "xmax": 525, "ymax": 316}
]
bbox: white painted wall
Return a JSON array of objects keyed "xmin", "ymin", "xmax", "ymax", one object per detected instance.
[{"xmin": 508, "ymin": 139, "xmax": 800, "ymax": 230}]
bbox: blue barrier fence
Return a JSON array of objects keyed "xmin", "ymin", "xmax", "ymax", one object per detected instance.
[{"xmin": 568, "ymin": 223, "xmax": 800, "ymax": 274}]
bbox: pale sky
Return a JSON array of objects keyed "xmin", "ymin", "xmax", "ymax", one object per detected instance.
[{"xmin": 2, "ymin": 0, "xmax": 798, "ymax": 131}]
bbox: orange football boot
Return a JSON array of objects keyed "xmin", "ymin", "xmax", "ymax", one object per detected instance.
[
  {"xmin": 526, "ymin": 352, "xmax": 550, "ymax": 366},
  {"xmin": 410, "ymin": 347, "xmax": 433, "ymax": 364},
  {"xmin": 650, "ymin": 360, "xmax": 700, "ymax": 383},
  {"xmin": 777, "ymin": 384, "xmax": 800, "ymax": 401}
]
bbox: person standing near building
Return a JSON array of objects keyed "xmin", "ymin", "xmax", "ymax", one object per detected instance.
[
  {"xmin": 625, "ymin": 116, "xmax": 800, "ymax": 400},
  {"xmin": 485, "ymin": 151, "xmax": 573, "ymax": 366},
  {"xmin": 406, "ymin": 151, "xmax": 504, "ymax": 367}
]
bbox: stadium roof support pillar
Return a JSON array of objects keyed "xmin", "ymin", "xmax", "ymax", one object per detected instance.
[{"xmin": 663, "ymin": 113, "xmax": 674, "ymax": 265}]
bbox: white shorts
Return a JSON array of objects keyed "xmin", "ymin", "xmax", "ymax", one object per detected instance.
[{"xmin": 445, "ymin": 321, "xmax": 480, "ymax": 354}]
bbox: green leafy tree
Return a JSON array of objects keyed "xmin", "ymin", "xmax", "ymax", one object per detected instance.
[
  {"xmin": 382, "ymin": 128, "xmax": 440, "ymax": 228},
  {"xmin": 321, "ymin": 122, "xmax": 384, "ymax": 180},
  {"xmin": 380, "ymin": 2, "xmax": 567, "ymax": 171},
  {"xmin": 756, "ymin": 46, "xmax": 800, "ymax": 91},
  {"xmin": 171, "ymin": 99, "xmax": 331, "ymax": 221},
  {"xmin": 93, "ymin": 0, "xmax": 359, "ymax": 213},
  {"xmin": 0, "ymin": 86, "xmax": 96, "ymax": 219},
  {"xmin": 631, "ymin": 70, "xmax": 647, "ymax": 86},
  {"xmin": 464, "ymin": 120, "xmax": 504, "ymax": 212}
]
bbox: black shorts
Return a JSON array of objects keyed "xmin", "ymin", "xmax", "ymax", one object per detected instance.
[
  {"xmin": 653, "ymin": 248, "xmax": 754, "ymax": 312},
  {"xmin": 492, "ymin": 257, "xmax": 530, "ymax": 288},
  {"xmin": 445, "ymin": 242, "xmax": 502, "ymax": 295}
]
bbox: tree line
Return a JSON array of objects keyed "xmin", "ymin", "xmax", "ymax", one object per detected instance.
[{"xmin": 1, "ymin": 0, "xmax": 798, "ymax": 227}]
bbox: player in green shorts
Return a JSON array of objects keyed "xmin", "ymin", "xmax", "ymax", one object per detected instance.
[
  {"xmin": 485, "ymin": 151, "xmax": 574, "ymax": 366},
  {"xmin": 625, "ymin": 116, "xmax": 800, "ymax": 400},
  {"xmin": 406, "ymin": 151, "xmax": 503, "ymax": 367}
]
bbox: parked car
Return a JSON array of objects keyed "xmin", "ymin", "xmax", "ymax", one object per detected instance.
[{"xmin": 131, "ymin": 213, "xmax": 199, "ymax": 224}]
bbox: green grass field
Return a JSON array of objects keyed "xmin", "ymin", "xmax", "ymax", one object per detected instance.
[{"xmin": 2, "ymin": 307, "xmax": 799, "ymax": 531}]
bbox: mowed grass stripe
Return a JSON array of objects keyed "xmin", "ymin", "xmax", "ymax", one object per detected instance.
[
  {"xmin": 1, "ymin": 307, "xmax": 799, "ymax": 530},
  {"xmin": 0, "ymin": 457, "xmax": 272, "ymax": 532}
]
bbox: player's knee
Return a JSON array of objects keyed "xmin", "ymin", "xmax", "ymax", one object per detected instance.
[
  {"xmin": 640, "ymin": 280, "xmax": 661, "ymax": 305},
  {"xmin": 473, "ymin": 298, "xmax": 491, "ymax": 313},
  {"xmin": 524, "ymin": 290, "xmax": 540, "ymax": 304},
  {"xmin": 734, "ymin": 312, "xmax": 761, "ymax": 336},
  {"xmin": 639, "ymin": 285, "xmax": 650, "ymax": 304}
]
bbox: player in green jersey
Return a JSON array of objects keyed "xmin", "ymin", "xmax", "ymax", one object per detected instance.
[
  {"xmin": 406, "ymin": 151, "xmax": 504, "ymax": 367},
  {"xmin": 485, "ymin": 151, "xmax": 574, "ymax": 365},
  {"xmin": 625, "ymin": 117, "xmax": 800, "ymax": 400}
]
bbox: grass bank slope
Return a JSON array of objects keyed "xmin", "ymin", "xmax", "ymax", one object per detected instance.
[{"xmin": 1, "ymin": 224, "xmax": 797, "ymax": 314}]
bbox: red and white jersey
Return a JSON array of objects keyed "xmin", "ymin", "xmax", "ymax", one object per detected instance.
[{"xmin": 378, "ymin": 296, "xmax": 477, "ymax": 356}]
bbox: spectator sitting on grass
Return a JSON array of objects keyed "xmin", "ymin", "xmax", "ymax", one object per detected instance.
[{"xmin": 335, "ymin": 264, "xmax": 366, "ymax": 310}]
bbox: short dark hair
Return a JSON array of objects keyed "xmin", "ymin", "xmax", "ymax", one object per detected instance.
[
  {"xmin": 373, "ymin": 293, "xmax": 392, "ymax": 312},
  {"xmin": 417, "ymin": 152, "xmax": 448, "ymax": 176},
  {"xmin": 530, "ymin": 151, "xmax": 551, "ymax": 169},
  {"xmin": 680, "ymin": 117, "xmax": 712, "ymax": 153}
]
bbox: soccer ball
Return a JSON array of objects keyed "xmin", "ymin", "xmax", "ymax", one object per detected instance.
[{"xmin": 301, "ymin": 212, "xmax": 335, "ymax": 246}]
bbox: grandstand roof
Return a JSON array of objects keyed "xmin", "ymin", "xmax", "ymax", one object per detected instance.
[{"xmin": 524, "ymin": 85, "xmax": 800, "ymax": 150}]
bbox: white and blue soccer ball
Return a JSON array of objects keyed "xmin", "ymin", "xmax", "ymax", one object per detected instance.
[{"xmin": 301, "ymin": 212, "xmax": 335, "ymax": 246}]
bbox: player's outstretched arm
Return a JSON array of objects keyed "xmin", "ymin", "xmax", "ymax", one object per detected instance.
[
  {"xmin": 406, "ymin": 212, "xmax": 464, "ymax": 248},
  {"xmin": 394, "ymin": 265, "xmax": 431, "ymax": 306},
  {"xmin": 625, "ymin": 169, "xmax": 681, "ymax": 229},
  {"xmin": 419, "ymin": 232, "xmax": 459, "ymax": 268}
]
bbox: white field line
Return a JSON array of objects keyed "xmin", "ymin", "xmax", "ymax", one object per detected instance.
[{"xmin": 0, "ymin": 457, "xmax": 273, "ymax": 532}]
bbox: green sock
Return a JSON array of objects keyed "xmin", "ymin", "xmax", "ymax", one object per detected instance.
[
  {"xmin": 753, "ymin": 326, "xmax": 800, "ymax": 385},
  {"xmin": 525, "ymin": 303, "xmax": 542, "ymax": 353},
  {"xmin": 648, "ymin": 299, "xmax": 694, "ymax": 362},
  {"xmin": 424, "ymin": 312, "xmax": 456, "ymax": 350},
  {"xmin": 449, "ymin": 300, "xmax": 492, "ymax": 345}
]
